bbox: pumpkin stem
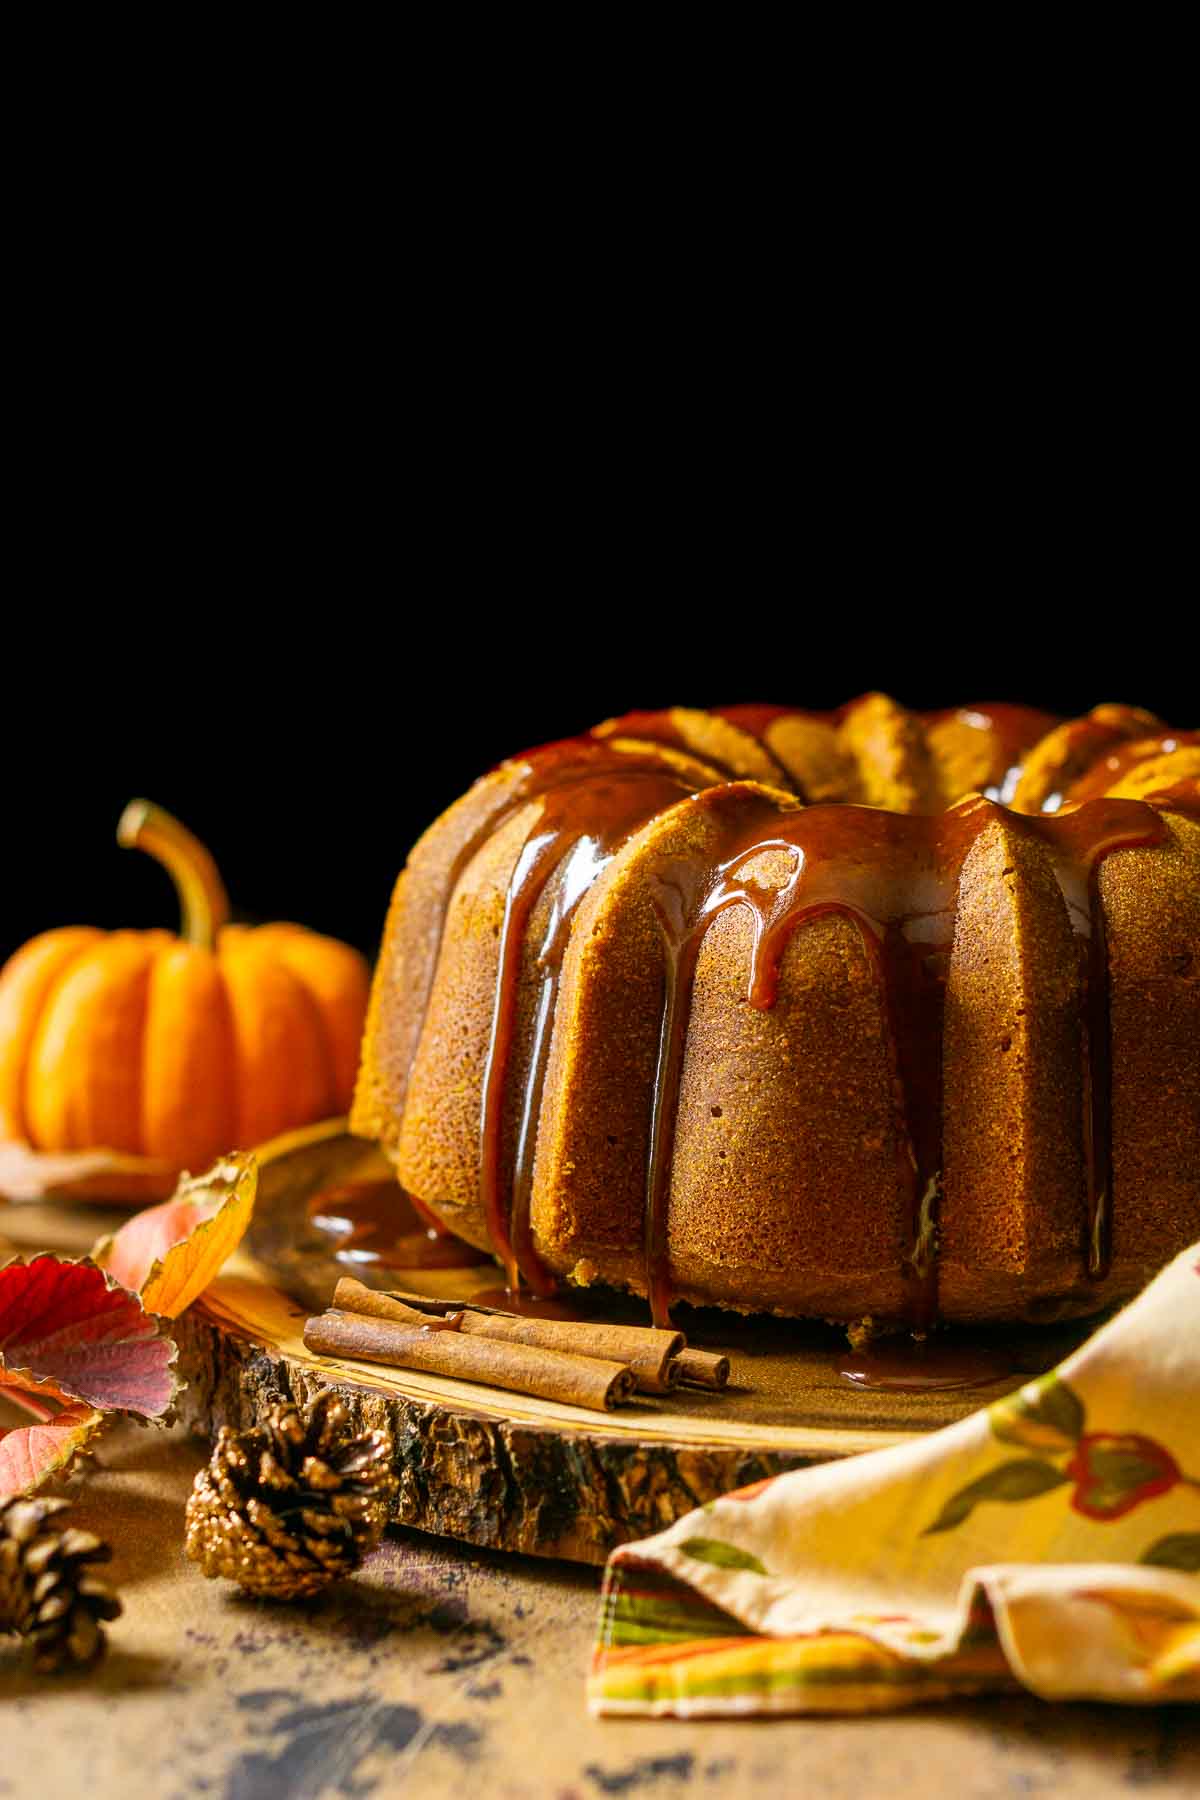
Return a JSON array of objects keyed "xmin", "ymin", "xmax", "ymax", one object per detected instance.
[{"xmin": 117, "ymin": 800, "xmax": 231, "ymax": 948}]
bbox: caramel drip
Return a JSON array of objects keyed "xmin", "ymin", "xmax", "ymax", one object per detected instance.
[
  {"xmin": 706, "ymin": 705, "xmax": 806, "ymax": 792},
  {"xmin": 592, "ymin": 710, "xmax": 760, "ymax": 786},
  {"xmin": 307, "ymin": 1180, "xmax": 491, "ymax": 1271},
  {"xmin": 388, "ymin": 735, "xmax": 712, "ymax": 1293},
  {"xmin": 927, "ymin": 702, "xmax": 1063, "ymax": 800},
  {"xmin": 469, "ymin": 1285, "xmax": 592, "ymax": 1320},
  {"xmin": 644, "ymin": 791, "xmax": 959, "ymax": 1329},
  {"xmin": 641, "ymin": 789, "xmax": 1169, "ymax": 1326},
  {"xmin": 386, "ymin": 705, "xmax": 1191, "ymax": 1332},
  {"xmin": 941, "ymin": 703, "xmax": 1062, "ymax": 759},
  {"xmin": 1060, "ymin": 732, "xmax": 1200, "ymax": 805},
  {"xmin": 593, "ymin": 702, "xmax": 798, "ymax": 788},
  {"xmin": 714, "ymin": 703, "xmax": 798, "ymax": 738},
  {"xmin": 1146, "ymin": 779, "xmax": 1200, "ymax": 815},
  {"xmin": 479, "ymin": 829, "xmax": 565, "ymax": 1294},
  {"xmin": 838, "ymin": 1341, "xmax": 1018, "ymax": 1392},
  {"xmin": 722, "ymin": 702, "xmax": 1059, "ymax": 805},
  {"xmin": 1034, "ymin": 803, "xmax": 1174, "ymax": 1276},
  {"xmin": 1033, "ymin": 711, "xmax": 1162, "ymax": 813},
  {"xmin": 477, "ymin": 757, "xmax": 706, "ymax": 1293},
  {"xmin": 402, "ymin": 739, "xmax": 638, "ymax": 1070}
]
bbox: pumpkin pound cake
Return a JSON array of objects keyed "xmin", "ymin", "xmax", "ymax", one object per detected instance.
[{"xmin": 352, "ymin": 699, "xmax": 1200, "ymax": 1330}]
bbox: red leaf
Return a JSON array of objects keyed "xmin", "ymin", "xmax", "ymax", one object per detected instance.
[
  {"xmin": 0, "ymin": 1255, "xmax": 176, "ymax": 1418},
  {"xmin": 0, "ymin": 1401, "xmax": 104, "ymax": 1499}
]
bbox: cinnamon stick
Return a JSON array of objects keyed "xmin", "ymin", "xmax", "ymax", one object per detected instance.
[
  {"xmin": 303, "ymin": 1307, "xmax": 636, "ymax": 1412},
  {"xmin": 674, "ymin": 1347, "xmax": 731, "ymax": 1389},
  {"xmin": 332, "ymin": 1278, "xmax": 683, "ymax": 1394}
]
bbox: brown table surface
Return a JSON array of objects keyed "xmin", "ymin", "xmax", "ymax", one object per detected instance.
[{"xmin": 2, "ymin": 1208, "xmax": 1197, "ymax": 1797}]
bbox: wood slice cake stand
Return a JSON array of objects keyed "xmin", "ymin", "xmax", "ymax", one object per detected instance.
[{"xmin": 173, "ymin": 1123, "xmax": 1090, "ymax": 1566}]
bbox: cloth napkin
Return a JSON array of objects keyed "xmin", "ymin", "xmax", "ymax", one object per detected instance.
[{"xmin": 589, "ymin": 1241, "xmax": 1200, "ymax": 1715}]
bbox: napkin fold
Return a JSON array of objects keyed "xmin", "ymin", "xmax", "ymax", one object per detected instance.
[{"xmin": 589, "ymin": 1242, "xmax": 1200, "ymax": 1715}]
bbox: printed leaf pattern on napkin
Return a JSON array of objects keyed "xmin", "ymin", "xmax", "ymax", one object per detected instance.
[
  {"xmin": 677, "ymin": 1538, "xmax": 769, "ymax": 1575},
  {"xmin": 926, "ymin": 1375, "xmax": 1198, "ymax": 1536},
  {"xmin": 923, "ymin": 1460, "xmax": 1071, "ymax": 1535},
  {"xmin": 589, "ymin": 1240, "xmax": 1200, "ymax": 1715}
]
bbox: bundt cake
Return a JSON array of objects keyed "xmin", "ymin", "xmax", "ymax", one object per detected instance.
[{"xmin": 351, "ymin": 698, "xmax": 1200, "ymax": 1330}]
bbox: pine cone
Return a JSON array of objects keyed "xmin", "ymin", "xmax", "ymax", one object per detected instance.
[
  {"xmin": 184, "ymin": 1389, "xmax": 396, "ymax": 1600},
  {"xmin": 0, "ymin": 1495, "xmax": 121, "ymax": 1672}
]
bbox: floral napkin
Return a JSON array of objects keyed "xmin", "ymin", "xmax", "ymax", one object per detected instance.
[{"xmin": 589, "ymin": 1241, "xmax": 1200, "ymax": 1715}]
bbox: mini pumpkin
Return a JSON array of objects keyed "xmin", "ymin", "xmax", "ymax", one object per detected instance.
[{"xmin": 0, "ymin": 801, "xmax": 370, "ymax": 1193}]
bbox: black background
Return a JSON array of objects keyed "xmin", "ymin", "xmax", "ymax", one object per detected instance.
[
  {"xmin": 8, "ymin": 103, "xmax": 1195, "ymax": 968},
  {"xmin": 5, "ymin": 591, "xmax": 1193, "ymax": 968}
]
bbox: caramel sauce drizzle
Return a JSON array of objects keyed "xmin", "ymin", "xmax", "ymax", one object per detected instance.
[
  {"xmin": 837, "ymin": 1340, "xmax": 1019, "ymax": 1392},
  {"xmin": 1035, "ymin": 709, "xmax": 1163, "ymax": 812},
  {"xmin": 477, "ymin": 757, "xmax": 703, "ymax": 1292},
  {"xmin": 1060, "ymin": 731, "xmax": 1199, "ymax": 805},
  {"xmin": 308, "ymin": 1180, "xmax": 490, "ymax": 1272},
  {"xmin": 420, "ymin": 1310, "xmax": 466, "ymax": 1333},
  {"xmin": 722, "ymin": 700, "xmax": 1059, "ymax": 805},
  {"xmin": 394, "ymin": 708, "xmax": 1195, "ymax": 1331},
  {"xmin": 714, "ymin": 703, "xmax": 799, "ymax": 737},
  {"xmin": 640, "ymin": 789, "xmax": 1170, "ymax": 1326},
  {"xmin": 387, "ymin": 734, "xmax": 717, "ymax": 1297},
  {"xmin": 929, "ymin": 703, "xmax": 1063, "ymax": 802},
  {"xmin": 593, "ymin": 710, "xmax": 752, "ymax": 784}
]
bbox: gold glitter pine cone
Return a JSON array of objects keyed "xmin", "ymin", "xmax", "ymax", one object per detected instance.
[
  {"xmin": 184, "ymin": 1389, "xmax": 397, "ymax": 1600},
  {"xmin": 0, "ymin": 1495, "xmax": 122, "ymax": 1673}
]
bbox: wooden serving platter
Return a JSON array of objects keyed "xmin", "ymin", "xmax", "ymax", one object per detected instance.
[{"xmin": 171, "ymin": 1124, "xmax": 1091, "ymax": 1565}]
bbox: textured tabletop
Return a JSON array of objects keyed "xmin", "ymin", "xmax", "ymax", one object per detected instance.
[{"xmin": 0, "ymin": 1421, "xmax": 1195, "ymax": 1799}]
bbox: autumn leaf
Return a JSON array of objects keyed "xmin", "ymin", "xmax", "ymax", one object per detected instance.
[
  {"xmin": 0, "ymin": 1154, "xmax": 252, "ymax": 1509},
  {"xmin": 676, "ymin": 1538, "xmax": 769, "ymax": 1575},
  {"xmin": 94, "ymin": 1152, "xmax": 257, "ymax": 1318},
  {"xmin": 0, "ymin": 1254, "xmax": 177, "ymax": 1501},
  {"xmin": 0, "ymin": 1399, "xmax": 104, "ymax": 1499},
  {"xmin": 923, "ymin": 1459, "xmax": 1071, "ymax": 1535},
  {"xmin": 990, "ymin": 1373, "xmax": 1085, "ymax": 1454},
  {"xmin": 0, "ymin": 1255, "xmax": 176, "ymax": 1417}
]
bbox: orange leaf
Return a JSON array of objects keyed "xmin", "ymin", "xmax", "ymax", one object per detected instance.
[
  {"xmin": 0, "ymin": 1363, "xmax": 75, "ymax": 1409},
  {"xmin": 0, "ymin": 1400, "xmax": 104, "ymax": 1499},
  {"xmin": 93, "ymin": 1153, "xmax": 257, "ymax": 1318}
]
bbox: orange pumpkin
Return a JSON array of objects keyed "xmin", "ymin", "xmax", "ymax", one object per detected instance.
[{"xmin": 0, "ymin": 801, "xmax": 370, "ymax": 1189}]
